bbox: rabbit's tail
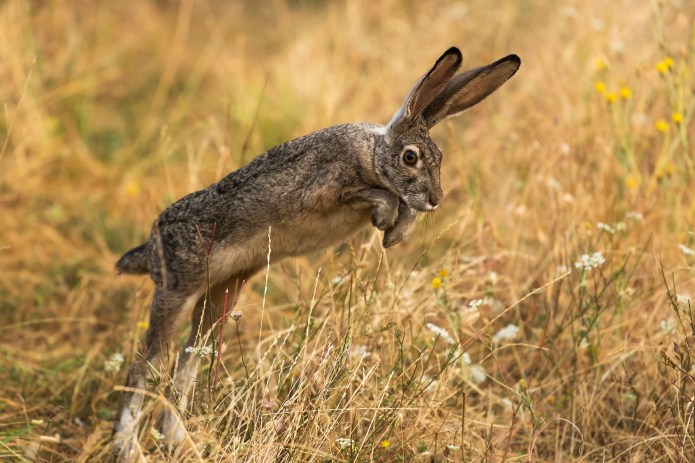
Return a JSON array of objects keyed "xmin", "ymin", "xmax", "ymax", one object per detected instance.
[{"xmin": 116, "ymin": 243, "xmax": 150, "ymax": 275}]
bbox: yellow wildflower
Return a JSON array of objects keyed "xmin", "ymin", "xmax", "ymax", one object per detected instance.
[
  {"xmin": 625, "ymin": 175, "xmax": 638, "ymax": 190},
  {"xmin": 655, "ymin": 120, "xmax": 669, "ymax": 133},
  {"xmin": 431, "ymin": 277, "xmax": 442, "ymax": 289},
  {"xmin": 439, "ymin": 269, "xmax": 449, "ymax": 278},
  {"xmin": 656, "ymin": 61, "xmax": 669, "ymax": 74},
  {"xmin": 594, "ymin": 81, "xmax": 606, "ymax": 93},
  {"xmin": 664, "ymin": 57, "xmax": 674, "ymax": 69},
  {"xmin": 672, "ymin": 112, "xmax": 683, "ymax": 124},
  {"xmin": 380, "ymin": 440, "xmax": 390, "ymax": 449},
  {"xmin": 125, "ymin": 180, "xmax": 140, "ymax": 197},
  {"xmin": 137, "ymin": 320, "xmax": 149, "ymax": 330},
  {"xmin": 604, "ymin": 91, "xmax": 618, "ymax": 103},
  {"xmin": 619, "ymin": 87, "xmax": 631, "ymax": 100},
  {"xmin": 594, "ymin": 58, "xmax": 608, "ymax": 71},
  {"xmin": 665, "ymin": 162, "xmax": 675, "ymax": 176}
]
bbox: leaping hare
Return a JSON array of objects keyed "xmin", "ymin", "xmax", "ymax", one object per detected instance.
[{"xmin": 113, "ymin": 47, "xmax": 520, "ymax": 460}]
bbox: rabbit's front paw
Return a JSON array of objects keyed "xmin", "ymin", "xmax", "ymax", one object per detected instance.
[
  {"xmin": 383, "ymin": 203, "xmax": 418, "ymax": 248},
  {"xmin": 383, "ymin": 227, "xmax": 405, "ymax": 248},
  {"xmin": 371, "ymin": 203, "xmax": 399, "ymax": 231}
]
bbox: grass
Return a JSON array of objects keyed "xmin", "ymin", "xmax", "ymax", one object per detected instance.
[{"xmin": 1, "ymin": 0, "xmax": 695, "ymax": 461}]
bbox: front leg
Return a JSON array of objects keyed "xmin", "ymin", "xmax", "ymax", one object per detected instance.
[
  {"xmin": 342, "ymin": 188, "xmax": 400, "ymax": 231},
  {"xmin": 383, "ymin": 201, "xmax": 418, "ymax": 248}
]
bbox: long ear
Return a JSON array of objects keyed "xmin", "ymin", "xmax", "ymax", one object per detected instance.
[
  {"xmin": 387, "ymin": 47, "xmax": 463, "ymax": 134},
  {"xmin": 422, "ymin": 54, "xmax": 521, "ymax": 129}
]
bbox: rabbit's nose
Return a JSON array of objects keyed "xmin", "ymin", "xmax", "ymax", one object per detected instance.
[{"xmin": 429, "ymin": 190, "xmax": 443, "ymax": 209}]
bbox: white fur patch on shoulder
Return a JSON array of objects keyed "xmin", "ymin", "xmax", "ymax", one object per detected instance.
[{"xmin": 370, "ymin": 125, "xmax": 388, "ymax": 136}]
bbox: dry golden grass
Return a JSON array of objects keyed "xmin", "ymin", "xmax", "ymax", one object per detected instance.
[{"xmin": 1, "ymin": 0, "xmax": 695, "ymax": 461}]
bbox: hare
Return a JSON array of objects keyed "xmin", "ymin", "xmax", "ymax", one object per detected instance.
[{"xmin": 112, "ymin": 46, "xmax": 520, "ymax": 460}]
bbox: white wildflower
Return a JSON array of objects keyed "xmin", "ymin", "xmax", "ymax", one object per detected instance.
[
  {"xmin": 562, "ymin": 193, "xmax": 575, "ymax": 203},
  {"xmin": 351, "ymin": 344, "xmax": 371, "ymax": 361},
  {"xmin": 677, "ymin": 293, "xmax": 692, "ymax": 307},
  {"xmin": 560, "ymin": 142, "xmax": 571, "ymax": 155},
  {"xmin": 485, "ymin": 297, "xmax": 505, "ymax": 314},
  {"xmin": 492, "ymin": 323, "xmax": 520, "ymax": 345},
  {"xmin": 597, "ymin": 222, "xmax": 615, "ymax": 234},
  {"xmin": 446, "ymin": 444, "xmax": 461, "ymax": 451},
  {"xmin": 185, "ymin": 346, "xmax": 213, "ymax": 358},
  {"xmin": 469, "ymin": 299, "xmax": 484, "ymax": 310},
  {"xmin": 425, "ymin": 377, "xmax": 439, "ymax": 393},
  {"xmin": 625, "ymin": 211, "xmax": 644, "ymax": 222},
  {"xmin": 574, "ymin": 252, "xmax": 606, "ymax": 271},
  {"xmin": 336, "ymin": 437, "xmax": 355, "ymax": 450},
  {"xmin": 462, "ymin": 352, "xmax": 487, "ymax": 385},
  {"xmin": 619, "ymin": 287, "xmax": 635, "ymax": 299},
  {"xmin": 679, "ymin": 244, "xmax": 695, "ymax": 256},
  {"xmin": 556, "ymin": 264, "xmax": 570, "ymax": 275},
  {"xmin": 660, "ymin": 317, "xmax": 677, "ymax": 335},
  {"xmin": 615, "ymin": 222, "xmax": 626, "ymax": 232},
  {"xmin": 104, "ymin": 353, "xmax": 124, "ymax": 373},
  {"xmin": 426, "ymin": 323, "xmax": 456, "ymax": 345},
  {"xmin": 230, "ymin": 311, "xmax": 243, "ymax": 321},
  {"xmin": 609, "ymin": 39, "xmax": 625, "ymax": 54}
]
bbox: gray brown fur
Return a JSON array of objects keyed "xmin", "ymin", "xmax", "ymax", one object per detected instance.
[{"xmin": 112, "ymin": 47, "xmax": 520, "ymax": 460}]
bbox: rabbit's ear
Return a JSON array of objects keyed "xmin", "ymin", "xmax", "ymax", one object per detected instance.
[
  {"xmin": 422, "ymin": 54, "xmax": 520, "ymax": 129},
  {"xmin": 387, "ymin": 47, "xmax": 463, "ymax": 134}
]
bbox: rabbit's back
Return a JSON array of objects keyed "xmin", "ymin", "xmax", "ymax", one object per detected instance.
[
  {"xmin": 150, "ymin": 123, "xmax": 381, "ymax": 287},
  {"xmin": 162, "ymin": 123, "xmax": 380, "ymax": 225}
]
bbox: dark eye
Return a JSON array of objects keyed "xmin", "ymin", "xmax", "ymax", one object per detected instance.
[{"xmin": 403, "ymin": 149, "xmax": 418, "ymax": 165}]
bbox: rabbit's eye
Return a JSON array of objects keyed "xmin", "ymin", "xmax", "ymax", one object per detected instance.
[{"xmin": 403, "ymin": 149, "xmax": 418, "ymax": 165}]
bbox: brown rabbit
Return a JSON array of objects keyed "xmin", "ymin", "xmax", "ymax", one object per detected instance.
[{"xmin": 113, "ymin": 47, "xmax": 520, "ymax": 460}]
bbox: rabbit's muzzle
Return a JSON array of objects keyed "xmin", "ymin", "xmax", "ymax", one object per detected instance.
[{"xmin": 427, "ymin": 188, "xmax": 443, "ymax": 210}]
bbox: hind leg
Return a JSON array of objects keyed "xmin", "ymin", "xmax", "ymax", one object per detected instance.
[
  {"xmin": 113, "ymin": 286, "xmax": 202, "ymax": 462},
  {"xmin": 158, "ymin": 275, "xmax": 249, "ymax": 449}
]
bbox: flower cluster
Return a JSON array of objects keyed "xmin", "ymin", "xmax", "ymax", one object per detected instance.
[
  {"xmin": 492, "ymin": 324, "xmax": 520, "ymax": 345},
  {"xmin": 594, "ymin": 80, "xmax": 631, "ymax": 103},
  {"xmin": 431, "ymin": 269, "xmax": 449, "ymax": 289},
  {"xmin": 597, "ymin": 222, "xmax": 615, "ymax": 234},
  {"xmin": 462, "ymin": 352, "xmax": 487, "ymax": 385},
  {"xmin": 104, "ymin": 353, "xmax": 124, "ymax": 373},
  {"xmin": 659, "ymin": 317, "xmax": 677, "ymax": 335},
  {"xmin": 655, "ymin": 57, "xmax": 674, "ymax": 74},
  {"xmin": 677, "ymin": 293, "xmax": 692, "ymax": 306},
  {"xmin": 185, "ymin": 345, "xmax": 213, "ymax": 357},
  {"xmin": 574, "ymin": 252, "xmax": 606, "ymax": 271},
  {"xmin": 336, "ymin": 437, "xmax": 355, "ymax": 450},
  {"xmin": 426, "ymin": 323, "xmax": 457, "ymax": 345}
]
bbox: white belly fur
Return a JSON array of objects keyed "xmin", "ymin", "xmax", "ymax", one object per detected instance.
[{"xmin": 209, "ymin": 207, "xmax": 371, "ymax": 284}]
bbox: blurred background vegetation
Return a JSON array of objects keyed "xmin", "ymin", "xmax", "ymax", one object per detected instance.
[{"xmin": 1, "ymin": 0, "xmax": 695, "ymax": 461}]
